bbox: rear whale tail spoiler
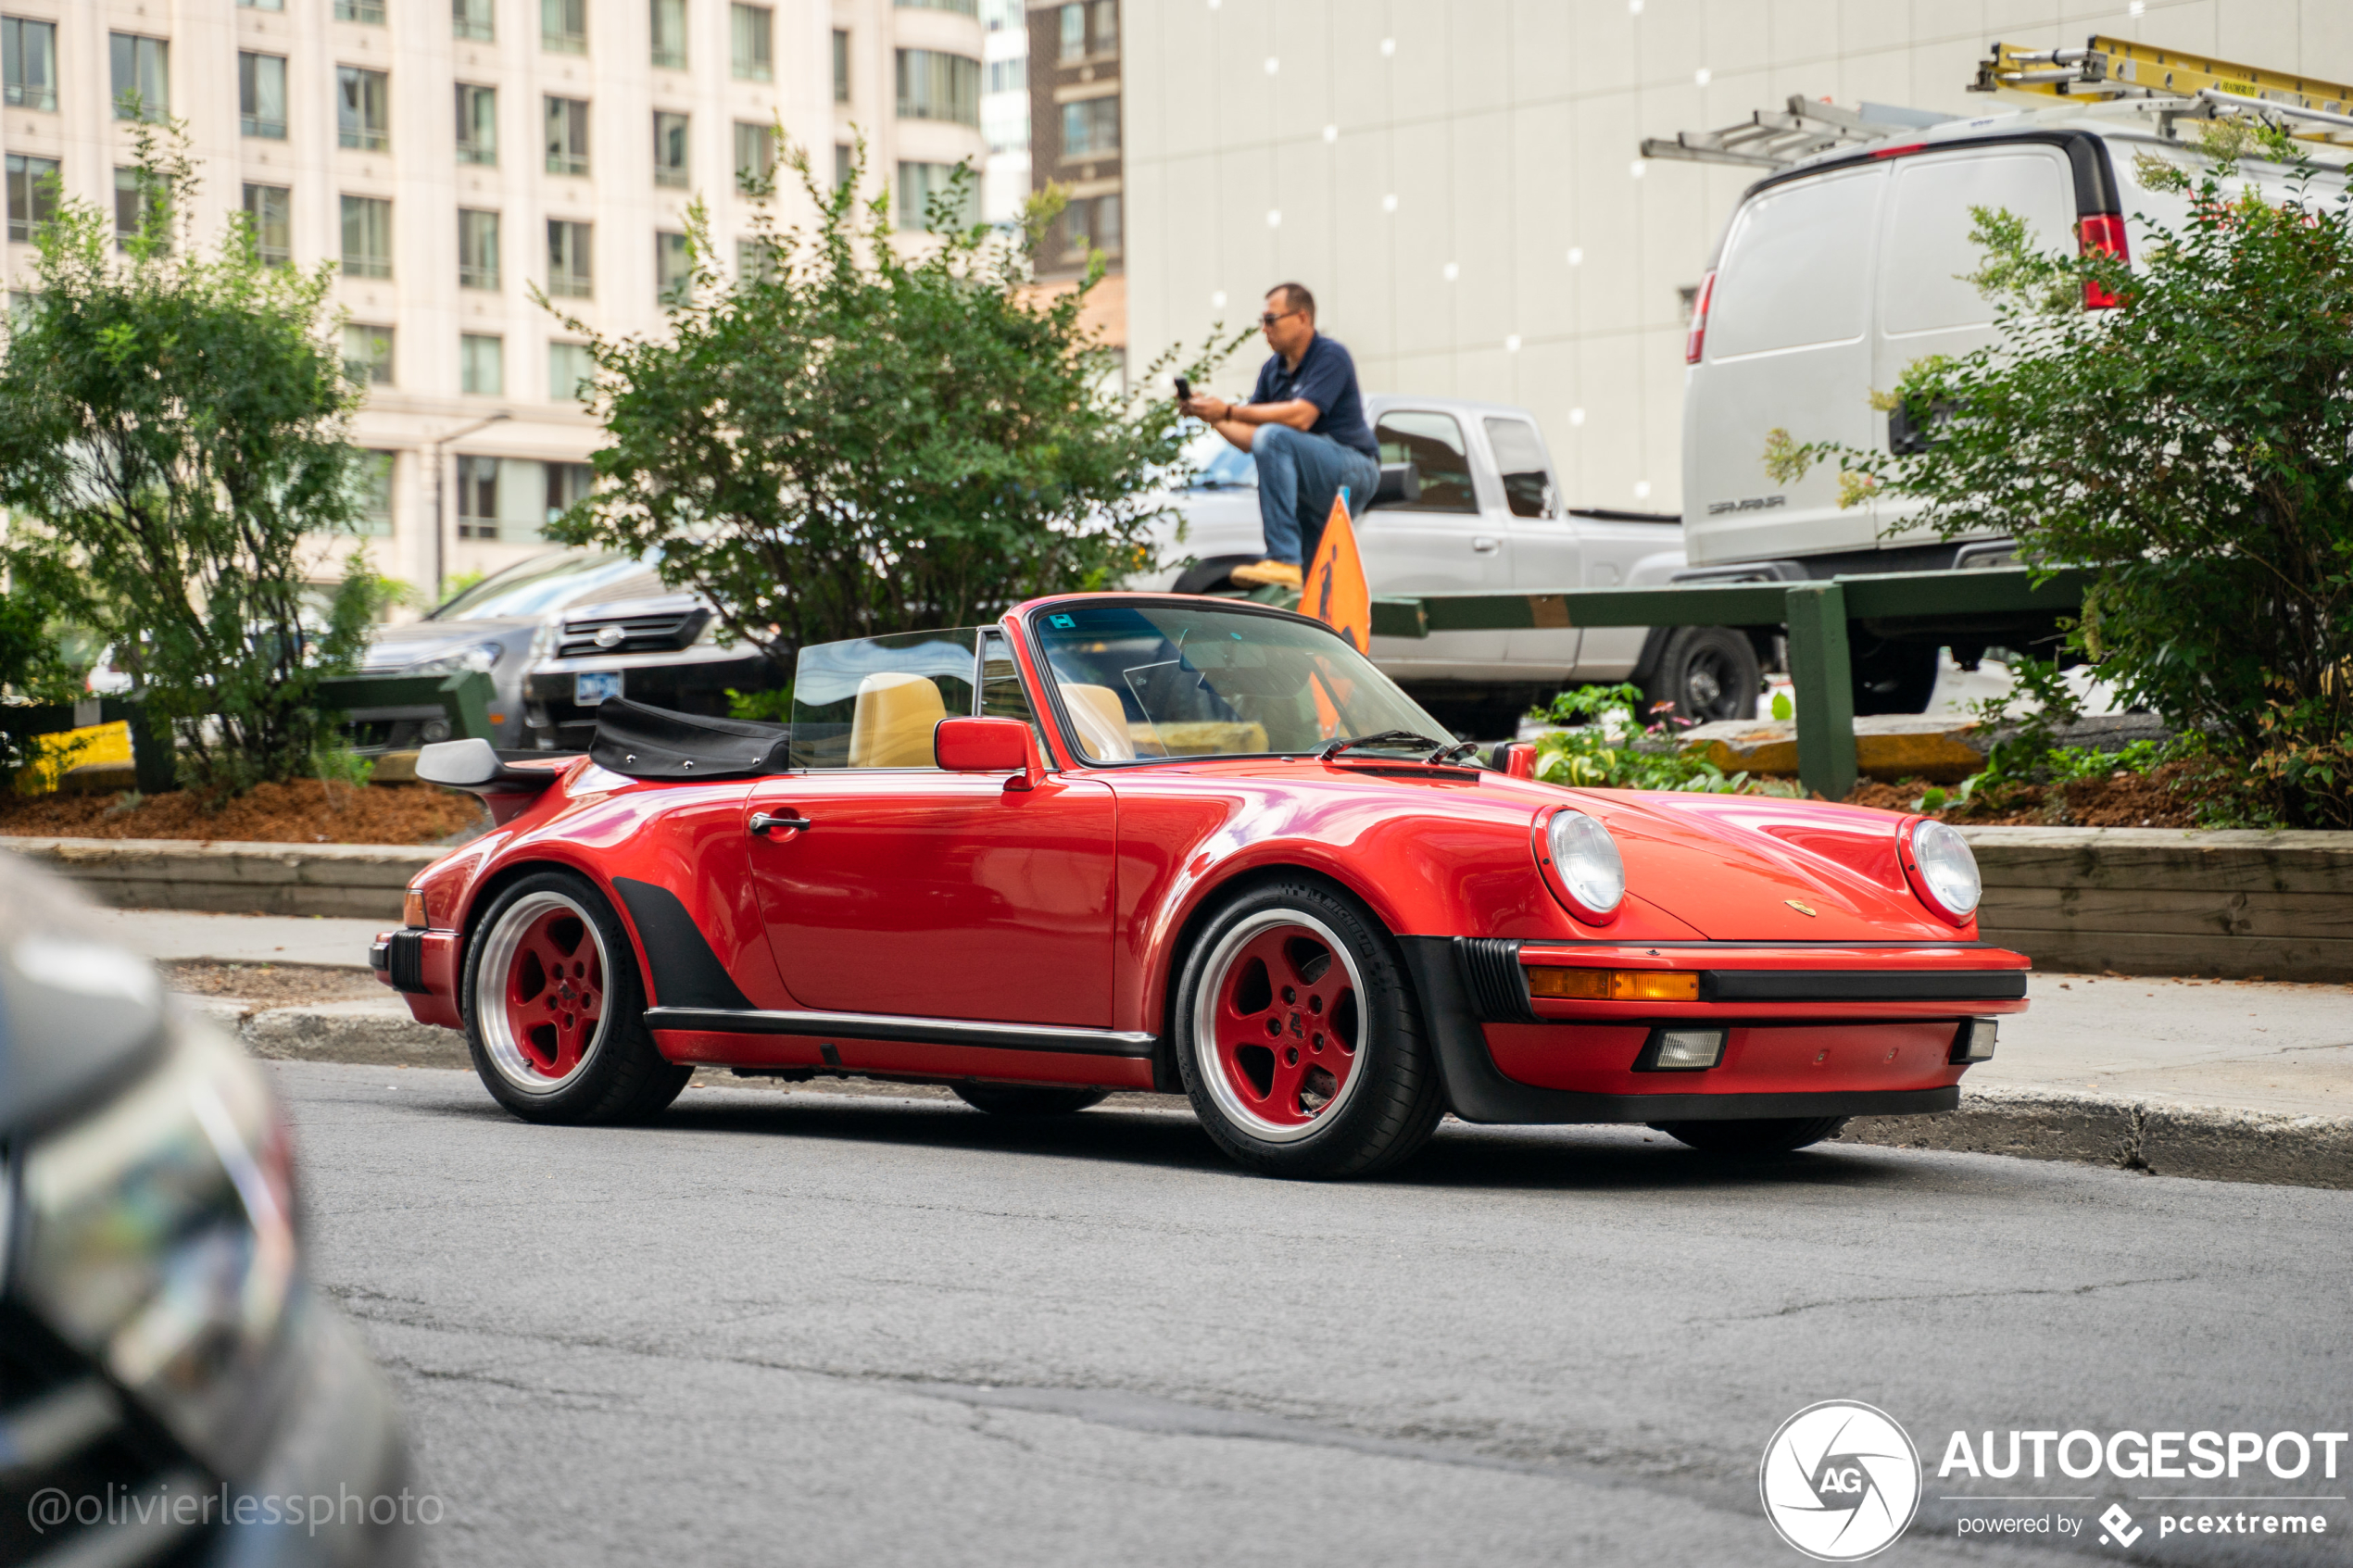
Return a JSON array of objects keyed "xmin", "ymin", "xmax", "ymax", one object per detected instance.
[{"xmin": 415, "ymin": 738, "xmax": 581, "ymax": 825}]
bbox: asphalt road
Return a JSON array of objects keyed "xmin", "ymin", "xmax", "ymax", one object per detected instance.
[{"xmin": 273, "ymin": 1063, "xmax": 2353, "ymax": 1567}]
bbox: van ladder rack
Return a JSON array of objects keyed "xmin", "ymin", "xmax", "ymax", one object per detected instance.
[
  {"xmin": 1974, "ymin": 35, "xmax": 2353, "ymax": 144},
  {"xmin": 1639, "ymin": 95, "xmax": 1906, "ymax": 171}
]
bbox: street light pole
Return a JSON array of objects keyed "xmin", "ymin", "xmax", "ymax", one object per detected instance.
[{"xmin": 428, "ymin": 410, "xmax": 511, "ymax": 605}]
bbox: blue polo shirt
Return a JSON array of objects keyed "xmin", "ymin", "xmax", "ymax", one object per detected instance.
[{"xmin": 1249, "ymin": 333, "xmax": 1378, "ymax": 458}]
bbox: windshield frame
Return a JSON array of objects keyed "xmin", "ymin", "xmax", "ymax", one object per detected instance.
[{"xmin": 1012, "ymin": 595, "xmax": 1451, "ymax": 771}]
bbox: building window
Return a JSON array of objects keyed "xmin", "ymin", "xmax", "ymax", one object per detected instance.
[
  {"xmin": 736, "ymin": 237, "xmax": 776, "ymax": 282},
  {"xmin": 545, "ymin": 96, "xmax": 590, "ymax": 176},
  {"xmin": 547, "ymin": 219, "xmax": 592, "ymax": 297},
  {"xmin": 240, "ymin": 0, "xmax": 286, "ymax": 11},
  {"xmin": 543, "ymin": 0, "xmax": 587, "ymax": 54},
  {"xmin": 1058, "ymin": 5, "xmax": 1082, "ymax": 63},
  {"xmin": 459, "ymin": 209, "xmax": 501, "ymax": 290},
  {"xmin": 1065, "ymin": 191, "xmax": 1119, "ymax": 257},
  {"xmin": 728, "ymin": 4, "xmax": 772, "ymax": 81},
  {"xmin": 340, "ymin": 194, "xmax": 393, "ymax": 279},
  {"xmin": 656, "ymin": 231, "xmax": 692, "ymax": 304},
  {"xmin": 733, "ymin": 121, "xmax": 775, "ymax": 194},
  {"xmin": 897, "ymin": 0, "xmax": 977, "ymax": 14},
  {"xmin": 895, "ymin": 50, "xmax": 978, "ymax": 128},
  {"xmin": 897, "ymin": 161, "xmax": 975, "ymax": 231},
  {"xmin": 453, "ymin": 0, "xmax": 494, "ymax": 41},
  {"xmin": 243, "ymin": 182, "xmax": 291, "ymax": 266},
  {"xmin": 5, "ymin": 18, "xmax": 57, "ymax": 112},
  {"xmin": 653, "ymin": 112, "xmax": 691, "ymax": 188},
  {"xmin": 548, "ymin": 342, "xmax": 594, "ymax": 402},
  {"xmin": 456, "ymin": 454, "xmax": 501, "ymax": 539},
  {"xmin": 833, "ymin": 143, "xmax": 854, "ymax": 191},
  {"xmin": 460, "ymin": 333, "xmax": 504, "ymax": 397},
  {"xmin": 343, "ymin": 322, "xmax": 394, "ymax": 384},
  {"xmin": 353, "ymin": 451, "xmax": 396, "ymax": 535},
  {"xmin": 650, "ymin": 0, "xmax": 686, "ymax": 69},
  {"xmin": 832, "ymin": 31, "xmax": 849, "ymax": 103},
  {"xmin": 1061, "ymin": 95, "xmax": 1117, "ymax": 159},
  {"xmin": 109, "ymin": 33, "xmax": 169, "ymax": 121},
  {"xmin": 239, "ymin": 53, "xmax": 287, "ymax": 139},
  {"xmin": 335, "ymin": 0, "xmax": 387, "ymax": 22},
  {"xmin": 6, "ymin": 154, "xmax": 57, "ymax": 243},
  {"xmin": 456, "ymin": 83, "xmax": 497, "ymax": 166},
  {"xmin": 113, "ymin": 167, "xmax": 168, "ymax": 250},
  {"xmin": 338, "ymin": 67, "xmax": 390, "ymax": 152},
  {"xmin": 1058, "ymin": 1, "xmax": 1113, "ymax": 61}
]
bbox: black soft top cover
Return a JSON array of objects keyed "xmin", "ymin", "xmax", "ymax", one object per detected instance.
[{"xmin": 589, "ymin": 696, "xmax": 790, "ymax": 780}]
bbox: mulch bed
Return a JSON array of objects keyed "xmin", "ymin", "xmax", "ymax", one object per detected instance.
[
  {"xmin": 163, "ymin": 960, "xmax": 389, "ymax": 1005},
  {"xmin": 1843, "ymin": 759, "xmax": 2221, "ymax": 827},
  {"xmin": 0, "ymin": 779, "xmax": 489, "ymax": 845}
]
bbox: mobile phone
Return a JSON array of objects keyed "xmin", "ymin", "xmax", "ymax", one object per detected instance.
[{"xmin": 1174, "ymin": 376, "xmax": 1192, "ymax": 402}]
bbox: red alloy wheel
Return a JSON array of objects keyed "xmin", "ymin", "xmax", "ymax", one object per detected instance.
[
  {"xmin": 500, "ymin": 905, "xmax": 605, "ymax": 1080},
  {"xmin": 1203, "ymin": 918, "xmax": 1364, "ymax": 1134}
]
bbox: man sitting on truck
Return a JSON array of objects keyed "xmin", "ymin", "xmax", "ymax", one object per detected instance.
[{"xmin": 1181, "ymin": 283, "xmax": 1381, "ymax": 589}]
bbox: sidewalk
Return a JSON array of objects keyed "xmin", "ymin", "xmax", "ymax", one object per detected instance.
[{"xmin": 100, "ymin": 909, "xmax": 2353, "ymax": 1188}]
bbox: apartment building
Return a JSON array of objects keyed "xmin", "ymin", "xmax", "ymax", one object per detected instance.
[
  {"xmin": 1, "ymin": 0, "xmax": 982, "ymax": 605},
  {"xmin": 1123, "ymin": 0, "xmax": 2353, "ymax": 519},
  {"xmin": 978, "ymin": 0, "xmax": 1026, "ymax": 224},
  {"xmin": 1025, "ymin": 0, "xmax": 1121, "ymax": 372}
]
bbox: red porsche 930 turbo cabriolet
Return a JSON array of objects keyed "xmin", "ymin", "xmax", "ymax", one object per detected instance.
[{"xmin": 374, "ymin": 594, "xmax": 2025, "ymax": 1178}]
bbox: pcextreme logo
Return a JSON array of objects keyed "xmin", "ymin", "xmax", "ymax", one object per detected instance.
[{"xmin": 1760, "ymin": 1401, "xmax": 1923, "ymax": 1562}]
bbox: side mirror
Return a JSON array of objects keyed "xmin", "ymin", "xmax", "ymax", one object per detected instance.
[
  {"xmin": 1369, "ymin": 462, "xmax": 1421, "ymax": 509},
  {"xmin": 934, "ymin": 716, "xmax": 1045, "ymax": 790},
  {"xmin": 1502, "ymin": 742, "xmax": 1537, "ymax": 780}
]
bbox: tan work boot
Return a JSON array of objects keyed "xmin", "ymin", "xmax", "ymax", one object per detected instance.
[{"xmin": 1228, "ymin": 559, "xmax": 1303, "ymax": 588}]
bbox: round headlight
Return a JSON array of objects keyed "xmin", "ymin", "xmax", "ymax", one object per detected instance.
[
  {"xmin": 1541, "ymin": 808, "xmax": 1626, "ymax": 920},
  {"xmin": 1906, "ymin": 818, "xmax": 1982, "ymax": 922}
]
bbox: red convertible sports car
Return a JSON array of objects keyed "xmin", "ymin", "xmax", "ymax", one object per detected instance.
[{"xmin": 374, "ymin": 594, "xmax": 2026, "ymax": 1178}]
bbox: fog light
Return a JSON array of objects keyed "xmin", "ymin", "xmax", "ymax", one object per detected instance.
[
  {"xmin": 1641, "ymin": 1027, "xmax": 1726, "ymax": 1072},
  {"xmin": 1951, "ymin": 1017, "xmax": 1998, "ymax": 1063}
]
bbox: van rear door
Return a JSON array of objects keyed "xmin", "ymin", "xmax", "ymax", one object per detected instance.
[
  {"xmin": 1682, "ymin": 165, "xmax": 1888, "ymax": 567},
  {"xmin": 1870, "ymin": 146, "xmax": 2076, "ymax": 546}
]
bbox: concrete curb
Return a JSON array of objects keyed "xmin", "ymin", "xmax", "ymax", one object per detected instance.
[
  {"xmin": 195, "ymin": 997, "xmax": 2353, "ymax": 1190},
  {"xmin": 14, "ymin": 837, "xmax": 444, "ymax": 919}
]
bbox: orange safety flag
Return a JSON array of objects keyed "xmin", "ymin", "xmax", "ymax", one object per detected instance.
[{"xmin": 1302, "ymin": 487, "xmax": 1371, "ymax": 653}]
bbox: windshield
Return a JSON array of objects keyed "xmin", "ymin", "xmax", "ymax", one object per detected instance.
[
  {"xmin": 1031, "ymin": 603, "xmax": 1449, "ymax": 762},
  {"xmin": 428, "ymin": 550, "xmax": 652, "ymax": 621}
]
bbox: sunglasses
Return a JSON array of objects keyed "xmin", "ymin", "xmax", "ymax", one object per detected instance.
[{"xmin": 1258, "ymin": 308, "xmax": 1302, "ymax": 328}]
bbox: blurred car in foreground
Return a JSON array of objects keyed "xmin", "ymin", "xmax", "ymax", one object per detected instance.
[{"xmin": 0, "ymin": 856, "xmax": 413, "ymax": 1568}]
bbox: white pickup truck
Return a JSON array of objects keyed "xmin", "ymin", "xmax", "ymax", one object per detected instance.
[{"xmin": 1135, "ymin": 395, "xmax": 1755, "ymax": 738}]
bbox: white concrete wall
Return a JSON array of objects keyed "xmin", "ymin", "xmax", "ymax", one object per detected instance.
[{"xmin": 1124, "ymin": 0, "xmax": 2353, "ymax": 516}]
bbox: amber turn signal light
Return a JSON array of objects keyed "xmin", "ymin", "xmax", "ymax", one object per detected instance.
[
  {"xmin": 403, "ymin": 888, "xmax": 429, "ymax": 930},
  {"xmin": 1525, "ymin": 967, "xmax": 1700, "ymax": 1002}
]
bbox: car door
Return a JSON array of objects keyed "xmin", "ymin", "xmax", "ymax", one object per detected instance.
[
  {"xmin": 1484, "ymin": 414, "xmax": 1584, "ymax": 679},
  {"xmin": 743, "ymin": 629, "xmax": 1117, "ymax": 1028},
  {"xmin": 1361, "ymin": 407, "xmax": 1516, "ymax": 677}
]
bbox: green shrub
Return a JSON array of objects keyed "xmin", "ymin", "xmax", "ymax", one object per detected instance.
[{"xmin": 1529, "ymin": 684, "xmax": 1799, "ymax": 796}]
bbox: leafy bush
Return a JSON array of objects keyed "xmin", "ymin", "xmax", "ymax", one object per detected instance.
[
  {"xmin": 1766, "ymin": 127, "xmax": 2353, "ymax": 826},
  {"xmin": 540, "ymin": 142, "xmax": 1237, "ymax": 676},
  {"xmin": 0, "ymin": 123, "xmax": 387, "ymax": 799},
  {"xmin": 1529, "ymin": 684, "xmax": 1797, "ymax": 795}
]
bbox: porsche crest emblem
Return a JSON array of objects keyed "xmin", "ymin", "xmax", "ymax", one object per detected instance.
[{"xmin": 1784, "ymin": 899, "xmax": 1818, "ymax": 917}]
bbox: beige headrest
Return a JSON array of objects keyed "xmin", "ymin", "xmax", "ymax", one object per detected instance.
[
  {"xmin": 1059, "ymin": 683, "xmax": 1135, "ymax": 761},
  {"xmin": 848, "ymin": 671, "xmax": 948, "ymax": 768}
]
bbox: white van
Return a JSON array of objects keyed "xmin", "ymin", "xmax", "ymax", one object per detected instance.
[{"xmin": 1679, "ymin": 97, "xmax": 2347, "ymax": 709}]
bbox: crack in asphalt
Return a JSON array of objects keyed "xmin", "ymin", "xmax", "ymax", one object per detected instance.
[{"xmin": 1715, "ymin": 1273, "xmax": 2200, "ymax": 1323}]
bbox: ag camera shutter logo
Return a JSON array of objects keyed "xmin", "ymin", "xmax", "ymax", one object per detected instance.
[{"xmin": 1761, "ymin": 1400, "xmax": 1922, "ymax": 1561}]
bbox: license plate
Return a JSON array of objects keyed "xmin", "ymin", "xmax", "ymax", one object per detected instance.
[{"xmin": 574, "ymin": 671, "xmax": 623, "ymax": 706}]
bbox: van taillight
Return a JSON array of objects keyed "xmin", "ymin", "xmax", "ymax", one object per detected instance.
[
  {"xmin": 2078, "ymin": 214, "xmax": 2128, "ymax": 308},
  {"xmin": 1684, "ymin": 270, "xmax": 1717, "ymax": 363}
]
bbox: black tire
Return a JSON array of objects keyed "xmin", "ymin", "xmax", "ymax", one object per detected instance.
[
  {"xmin": 1851, "ymin": 638, "xmax": 1940, "ymax": 716},
  {"xmin": 1173, "ymin": 879, "xmax": 1445, "ymax": 1179},
  {"xmin": 1642, "ymin": 626, "xmax": 1761, "ymax": 724},
  {"xmin": 461, "ymin": 870, "xmax": 691, "ymax": 1124},
  {"xmin": 952, "ymin": 1083, "xmax": 1111, "ymax": 1117},
  {"xmin": 1650, "ymin": 1116, "xmax": 1849, "ymax": 1155}
]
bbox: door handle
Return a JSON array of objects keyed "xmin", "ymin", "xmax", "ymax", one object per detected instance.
[
  {"xmin": 749, "ymin": 812, "xmax": 813, "ymax": 836},
  {"xmin": 1472, "ymin": 536, "xmax": 1501, "ymax": 553}
]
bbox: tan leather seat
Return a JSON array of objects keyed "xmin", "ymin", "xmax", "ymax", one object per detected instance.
[
  {"xmin": 848, "ymin": 672, "xmax": 947, "ymax": 768},
  {"xmin": 1059, "ymin": 683, "xmax": 1135, "ymax": 761}
]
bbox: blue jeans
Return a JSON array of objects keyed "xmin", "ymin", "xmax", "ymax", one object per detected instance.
[{"xmin": 1253, "ymin": 425, "xmax": 1381, "ymax": 565}]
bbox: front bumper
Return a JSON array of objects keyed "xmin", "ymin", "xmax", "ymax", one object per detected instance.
[
  {"xmin": 1401, "ymin": 936, "xmax": 2027, "ymax": 1125},
  {"xmin": 370, "ymin": 930, "xmax": 462, "ymax": 1030}
]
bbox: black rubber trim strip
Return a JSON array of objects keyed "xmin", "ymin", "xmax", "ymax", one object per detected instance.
[
  {"xmin": 644, "ymin": 1006, "xmax": 1157, "ymax": 1058},
  {"xmin": 611, "ymin": 877, "xmax": 759, "ymax": 1012},
  {"xmin": 1700, "ymin": 969, "xmax": 2027, "ymax": 1002},
  {"xmin": 1397, "ymin": 936, "xmax": 1964, "ymax": 1125},
  {"xmin": 1508, "ymin": 939, "xmax": 2000, "ymax": 949},
  {"xmin": 1453, "ymin": 937, "xmax": 1536, "ymax": 1023},
  {"xmin": 384, "ymin": 931, "xmax": 429, "ymax": 994}
]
